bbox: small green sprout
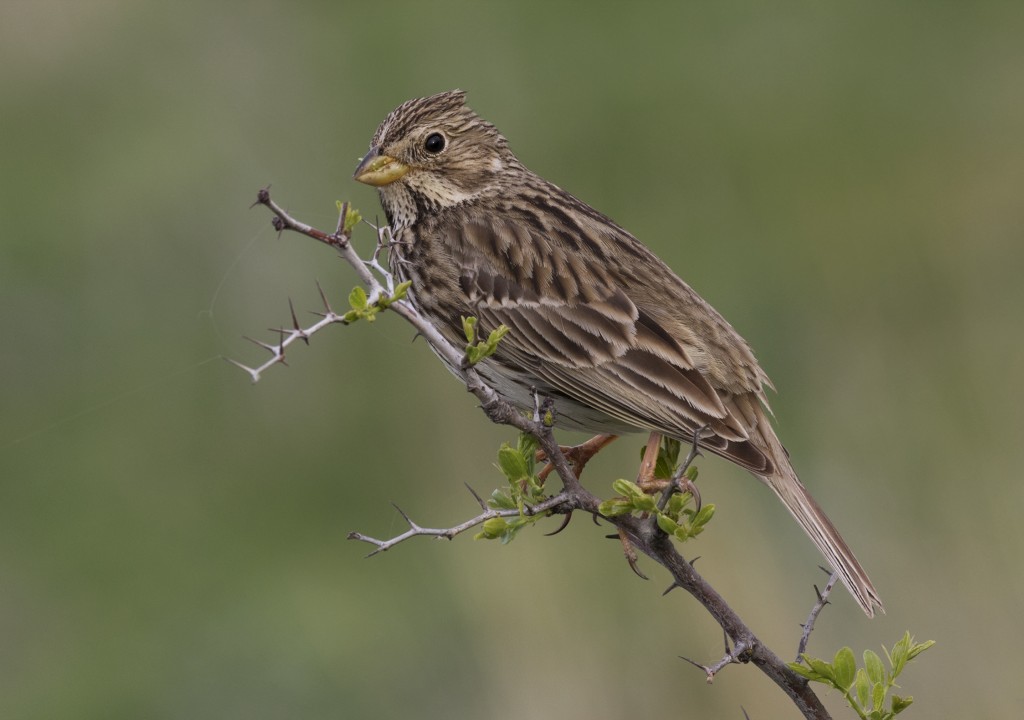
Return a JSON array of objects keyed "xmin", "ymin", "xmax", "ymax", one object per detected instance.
[
  {"xmin": 462, "ymin": 316, "xmax": 510, "ymax": 365},
  {"xmin": 789, "ymin": 632, "xmax": 935, "ymax": 719},
  {"xmin": 476, "ymin": 433, "xmax": 548, "ymax": 543}
]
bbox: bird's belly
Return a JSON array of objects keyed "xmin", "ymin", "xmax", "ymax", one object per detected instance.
[{"xmin": 468, "ymin": 356, "xmax": 644, "ymax": 436}]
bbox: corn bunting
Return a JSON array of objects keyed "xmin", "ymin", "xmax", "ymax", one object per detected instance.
[{"xmin": 354, "ymin": 90, "xmax": 882, "ymax": 616}]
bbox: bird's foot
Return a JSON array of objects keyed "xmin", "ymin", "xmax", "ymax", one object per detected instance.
[{"xmin": 536, "ymin": 433, "xmax": 618, "ymax": 483}]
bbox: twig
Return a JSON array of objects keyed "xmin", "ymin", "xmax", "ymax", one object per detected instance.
[
  {"xmin": 796, "ymin": 568, "xmax": 841, "ymax": 660},
  {"xmin": 681, "ymin": 636, "xmax": 753, "ymax": 684},
  {"xmin": 223, "ymin": 295, "xmax": 351, "ymax": 382},
  {"xmin": 348, "ymin": 491, "xmax": 571, "ymax": 556}
]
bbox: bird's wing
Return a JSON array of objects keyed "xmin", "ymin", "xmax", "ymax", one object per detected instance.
[{"xmin": 448, "ymin": 213, "xmax": 770, "ymax": 469}]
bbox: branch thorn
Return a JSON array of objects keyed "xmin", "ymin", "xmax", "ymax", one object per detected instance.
[{"xmin": 222, "ymin": 355, "xmax": 260, "ymax": 383}]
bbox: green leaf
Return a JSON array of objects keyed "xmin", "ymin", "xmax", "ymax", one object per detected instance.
[
  {"xmin": 524, "ymin": 473, "xmax": 545, "ymax": 499},
  {"xmin": 376, "ymin": 280, "xmax": 413, "ymax": 309},
  {"xmin": 654, "ymin": 457, "xmax": 672, "ymax": 479},
  {"xmin": 855, "ymin": 668, "xmax": 871, "ymax": 709},
  {"xmin": 891, "ymin": 694, "xmax": 913, "ymax": 714},
  {"xmin": 348, "ymin": 286, "xmax": 368, "ymax": 311},
  {"xmin": 477, "ymin": 325, "xmax": 509, "ymax": 361},
  {"xmin": 611, "ymin": 478, "xmax": 644, "ymax": 500},
  {"xmin": 488, "ymin": 489, "xmax": 516, "ymax": 510},
  {"xmin": 462, "ymin": 316, "xmax": 477, "ymax": 344},
  {"xmin": 499, "ymin": 518, "xmax": 526, "ymax": 544},
  {"xmin": 654, "ymin": 437, "xmax": 680, "ymax": 479},
  {"xmin": 663, "ymin": 437, "xmax": 681, "ymax": 465},
  {"xmin": 889, "ymin": 631, "xmax": 911, "ymax": 676},
  {"xmin": 598, "ymin": 499, "xmax": 633, "ymax": 517},
  {"xmin": 461, "ymin": 318, "xmax": 509, "ymax": 365},
  {"xmin": 692, "ymin": 503, "xmax": 716, "ymax": 528},
  {"xmin": 864, "ymin": 649, "xmax": 885, "ymax": 685},
  {"xmin": 802, "ymin": 655, "xmax": 837, "ymax": 685},
  {"xmin": 633, "ymin": 494, "xmax": 657, "ymax": 513},
  {"xmin": 342, "ymin": 205, "xmax": 362, "ymax": 234},
  {"xmin": 787, "ymin": 662, "xmax": 820, "ymax": 681},
  {"xmin": 656, "ymin": 514, "xmax": 680, "ymax": 535},
  {"xmin": 486, "ymin": 325, "xmax": 510, "ymax": 346},
  {"xmin": 833, "ymin": 647, "xmax": 856, "ymax": 691},
  {"xmin": 792, "ymin": 633, "xmax": 932, "ymax": 719},
  {"xmin": 516, "ymin": 433, "xmax": 538, "ymax": 470},
  {"xmin": 666, "ymin": 491, "xmax": 687, "ymax": 516},
  {"xmin": 393, "ymin": 280, "xmax": 412, "ymax": 299},
  {"xmin": 906, "ymin": 638, "xmax": 935, "ymax": 662},
  {"xmin": 871, "ymin": 681, "xmax": 886, "ymax": 714},
  {"xmin": 497, "ymin": 444, "xmax": 529, "ymax": 482},
  {"xmin": 674, "ymin": 525, "xmax": 697, "ymax": 542}
]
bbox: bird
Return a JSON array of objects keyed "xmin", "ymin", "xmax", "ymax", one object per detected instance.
[{"xmin": 353, "ymin": 89, "xmax": 882, "ymax": 617}]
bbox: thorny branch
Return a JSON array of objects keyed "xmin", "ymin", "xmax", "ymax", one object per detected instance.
[
  {"xmin": 681, "ymin": 632, "xmax": 754, "ymax": 684},
  {"xmin": 244, "ymin": 188, "xmax": 833, "ymax": 720},
  {"xmin": 347, "ymin": 490, "xmax": 571, "ymax": 556},
  {"xmin": 797, "ymin": 568, "xmax": 841, "ymax": 661}
]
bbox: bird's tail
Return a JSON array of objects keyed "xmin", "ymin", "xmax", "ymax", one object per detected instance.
[{"xmin": 760, "ymin": 446, "xmax": 883, "ymax": 617}]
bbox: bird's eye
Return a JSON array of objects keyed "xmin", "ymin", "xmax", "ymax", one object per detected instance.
[{"xmin": 424, "ymin": 133, "xmax": 446, "ymax": 154}]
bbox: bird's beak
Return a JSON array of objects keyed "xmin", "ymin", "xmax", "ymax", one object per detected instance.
[{"xmin": 353, "ymin": 146, "xmax": 409, "ymax": 186}]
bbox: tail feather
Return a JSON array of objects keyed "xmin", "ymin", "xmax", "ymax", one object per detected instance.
[
  {"xmin": 762, "ymin": 463, "xmax": 884, "ymax": 617},
  {"xmin": 684, "ymin": 391, "xmax": 884, "ymax": 618},
  {"xmin": 718, "ymin": 393, "xmax": 883, "ymax": 616}
]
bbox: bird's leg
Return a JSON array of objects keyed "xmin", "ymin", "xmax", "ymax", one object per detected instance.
[
  {"xmin": 672, "ymin": 426, "xmax": 708, "ymax": 512},
  {"xmin": 636, "ymin": 431, "xmax": 666, "ymax": 493},
  {"xmin": 610, "ymin": 431, "xmax": 665, "ymax": 576},
  {"xmin": 536, "ymin": 433, "xmax": 618, "ymax": 484},
  {"xmin": 535, "ymin": 434, "xmax": 618, "ymax": 536},
  {"xmin": 650, "ymin": 427, "xmax": 708, "ymax": 513},
  {"xmin": 528, "ymin": 434, "xmax": 615, "ymax": 536}
]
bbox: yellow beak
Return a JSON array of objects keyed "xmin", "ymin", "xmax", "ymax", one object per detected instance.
[{"xmin": 353, "ymin": 147, "xmax": 409, "ymax": 186}]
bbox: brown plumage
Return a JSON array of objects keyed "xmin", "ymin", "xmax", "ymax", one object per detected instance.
[{"xmin": 354, "ymin": 89, "xmax": 882, "ymax": 616}]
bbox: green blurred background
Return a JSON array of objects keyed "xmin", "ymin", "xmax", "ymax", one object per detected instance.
[{"xmin": 2, "ymin": 2, "xmax": 1022, "ymax": 717}]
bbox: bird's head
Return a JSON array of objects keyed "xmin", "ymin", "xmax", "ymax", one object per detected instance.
[{"xmin": 354, "ymin": 90, "xmax": 519, "ymax": 226}]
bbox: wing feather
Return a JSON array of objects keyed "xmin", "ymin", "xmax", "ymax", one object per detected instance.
[{"xmin": 447, "ymin": 208, "xmax": 768, "ymax": 470}]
